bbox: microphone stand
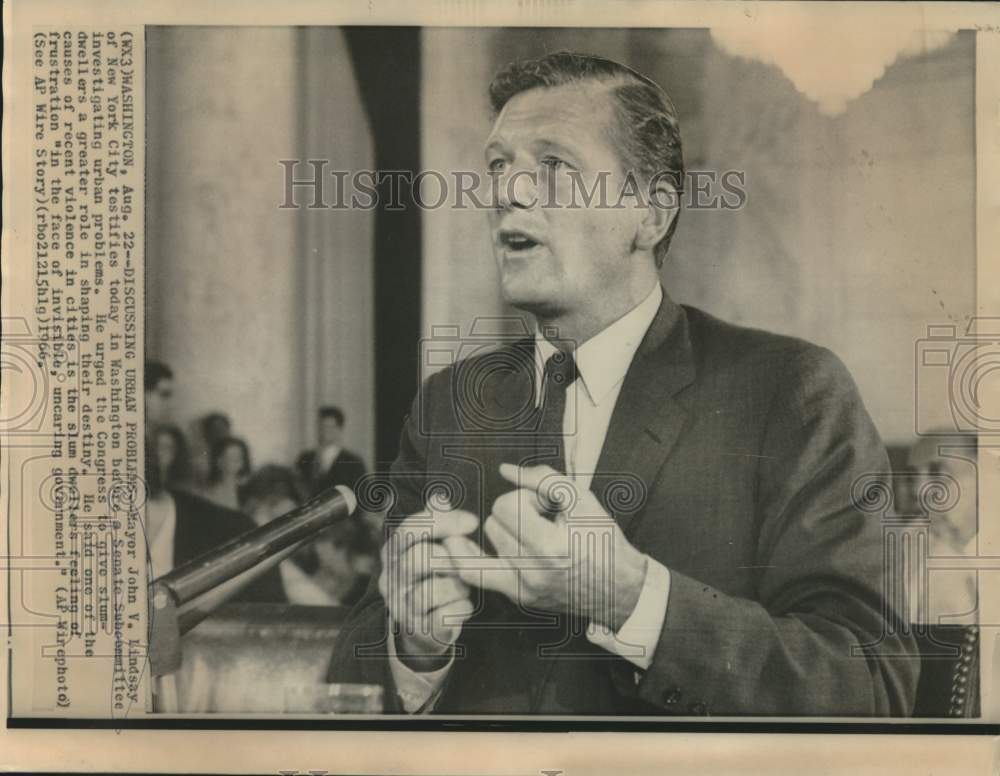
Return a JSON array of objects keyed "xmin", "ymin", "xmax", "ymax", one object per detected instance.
[{"xmin": 148, "ymin": 484, "xmax": 358, "ymax": 697}]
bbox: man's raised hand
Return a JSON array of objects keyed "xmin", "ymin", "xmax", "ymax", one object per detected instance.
[
  {"xmin": 447, "ymin": 464, "xmax": 648, "ymax": 632},
  {"xmin": 380, "ymin": 501, "xmax": 479, "ymax": 671}
]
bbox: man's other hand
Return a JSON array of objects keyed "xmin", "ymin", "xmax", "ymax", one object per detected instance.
[
  {"xmin": 449, "ymin": 464, "xmax": 648, "ymax": 631},
  {"xmin": 379, "ymin": 503, "xmax": 478, "ymax": 672}
]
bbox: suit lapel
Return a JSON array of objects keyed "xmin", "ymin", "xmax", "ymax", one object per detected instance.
[
  {"xmin": 440, "ymin": 339, "xmax": 539, "ymax": 521},
  {"xmin": 591, "ymin": 291, "xmax": 695, "ymax": 537}
]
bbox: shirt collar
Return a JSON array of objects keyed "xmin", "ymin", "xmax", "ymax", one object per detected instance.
[
  {"xmin": 319, "ymin": 444, "xmax": 341, "ymax": 465},
  {"xmin": 535, "ymin": 283, "xmax": 663, "ymax": 407}
]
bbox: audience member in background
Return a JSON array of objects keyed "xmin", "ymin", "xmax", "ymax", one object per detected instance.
[
  {"xmin": 240, "ymin": 465, "xmax": 335, "ymax": 606},
  {"xmin": 902, "ymin": 432, "xmax": 979, "ymax": 625},
  {"xmin": 202, "ymin": 436, "xmax": 252, "ymax": 511},
  {"xmin": 902, "ymin": 432, "xmax": 981, "ymax": 717},
  {"xmin": 192, "ymin": 412, "xmax": 234, "ymax": 486},
  {"xmin": 144, "ymin": 360, "xmax": 175, "ymax": 428},
  {"xmin": 202, "ymin": 412, "xmax": 233, "ymax": 447},
  {"xmin": 144, "ymin": 434, "xmax": 285, "ymax": 602},
  {"xmin": 154, "ymin": 424, "xmax": 194, "ymax": 492},
  {"xmin": 296, "ymin": 406, "xmax": 367, "ymax": 498},
  {"xmin": 239, "ymin": 464, "xmax": 304, "ymax": 515},
  {"xmin": 311, "ymin": 518, "xmax": 374, "ymax": 608}
]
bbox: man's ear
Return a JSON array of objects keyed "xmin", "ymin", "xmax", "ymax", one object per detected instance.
[{"xmin": 634, "ymin": 176, "xmax": 679, "ymax": 253}]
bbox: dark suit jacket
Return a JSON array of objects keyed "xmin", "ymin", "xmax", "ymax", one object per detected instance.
[
  {"xmin": 296, "ymin": 447, "xmax": 367, "ymax": 498},
  {"xmin": 328, "ymin": 291, "xmax": 919, "ymax": 715},
  {"xmin": 170, "ymin": 489, "xmax": 286, "ymax": 604}
]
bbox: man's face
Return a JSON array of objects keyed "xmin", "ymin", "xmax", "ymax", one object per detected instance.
[
  {"xmin": 145, "ymin": 378, "xmax": 174, "ymax": 426},
  {"xmin": 220, "ymin": 444, "xmax": 246, "ymax": 478},
  {"xmin": 484, "ymin": 82, "xmax": 646, "ymax": 320},
  {"xmin": 155, "ymin": 430, "xmax": 177, "ymax": 470},
  {"xmin": 318, "ymin": 417, "xmax": 343, "ymax": 447}
]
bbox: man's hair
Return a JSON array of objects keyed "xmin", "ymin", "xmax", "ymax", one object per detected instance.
[
  {"xmin": 200, "ymin": 411, "xmax": 232, "ymax": 439},
  {"xmin": 240, "ymin": 464, "xmax": 304, "ymax": 510},
  {"xmin": 489, "ymin": 51, "xmax": 685, "ymax": 267},
  {"xmin": 144, "ymin": 360, "xmax": 173, "ymax": 392},
  {"xmin": 318, "ymin": 405, "xmax": 345, "ymax": 427}
]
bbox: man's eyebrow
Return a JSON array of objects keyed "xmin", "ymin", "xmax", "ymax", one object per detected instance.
[
  {"xmin": 482, "ymin": 137, "xmax": 584, "ymax": 163},
  {"xmin": 531, "ymin": 138, "xmax": 582, "ymax": 159},
  {"xmin": 483, "ymin": 138, "xmax": 508, "ymax": 158}
]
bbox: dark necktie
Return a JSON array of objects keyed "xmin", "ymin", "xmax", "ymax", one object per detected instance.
[{"xmin": 534, "ymin": 350, "xmax": 578, "ymax": 475}]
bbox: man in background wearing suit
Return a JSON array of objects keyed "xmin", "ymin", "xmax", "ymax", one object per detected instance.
[
  {"xmin": 296, "ymin": 406, "xmax": 368, "ymax": 498},
  {"xmin": 329, "ymin": 52, "xmax": 919, "ymax": 715}
]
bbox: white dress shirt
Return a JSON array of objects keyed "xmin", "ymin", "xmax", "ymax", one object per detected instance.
[
  {"xmin": 390, "ymin": 283, "xmax": 672, "ymax": 710},
  {"xmin": 317, "ymin": 444, "xmax": 342, "ymax": 474}
]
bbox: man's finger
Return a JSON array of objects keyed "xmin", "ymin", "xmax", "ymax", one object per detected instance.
[
  {"xmin": 499, "ymin": 462, "xmax": 558, "ymax": 491},
  {"xmin": 393, "ymin": 540, "xmax": 436, "ymax": 584},
  {"xmin": 432, "ymin": 596, "xmax": 475, "ymax": 624},
  {"xmin": 484, "ymin": 514, "xmax": 522, "ymax": 559},
  {"xmin": 441, "ymin": 534, "xmax": 481, "ymax": 564},
  {"xmin": 428, "ymin": 597, "xmax": 476, "ymax": 642},
  {"xmin": 407, "ymin": 574, "xmax": 470, "ymax": 617},
  {"xmin": 466, "ymin": 567, "xmax": 519, "ymax": 600},
  {"xmin": 498, "ymin": 463, "xmax": 575, "ymax": 515},
  {"xmin": 391, "ymin": 507, "xmax": 479, "ymax": 557},
  {"xmin": 490, "ymin": 488, "xmax": 556, "ymax": 553},
  {"xmin": 448, "ymin": 539, "xmax": 519, "ymax": 598},
  {"xmin": 386, "ymin": 539, "xmax": 430, "ymax": 624}
]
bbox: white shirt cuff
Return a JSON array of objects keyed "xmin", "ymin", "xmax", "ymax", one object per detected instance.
[
  {"xmin": 586, "ymin": 556, "xmax": 670, "ymax": 672},
  {"xmin": 386, "ymin": 627, "xmax": 453, "ymax": 713}
]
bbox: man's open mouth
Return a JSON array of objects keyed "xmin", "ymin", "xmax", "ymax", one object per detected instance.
[{"xmin": 498, "ymin": 229, "xmax": 542, "ymax": 252}]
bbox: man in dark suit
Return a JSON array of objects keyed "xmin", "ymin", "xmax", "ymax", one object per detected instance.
[
  {"xmin": 296, "ymin": 406, "xmax": 368, "ymax": 498},
  {"xmin": 328, "ymin": 52, "xmax": 918, "ymax": 715}
]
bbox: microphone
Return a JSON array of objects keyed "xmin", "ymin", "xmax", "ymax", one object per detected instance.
[{"xmin": 149, "ymin": 484, "xmax": 357, "ymax": 676}]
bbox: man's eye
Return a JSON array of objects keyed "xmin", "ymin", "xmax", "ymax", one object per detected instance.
[
  {"xmin": 540, "ymin": 156, "xmax": 571, "ymax": 171},
  {"xmin": 487, "ymin": 158, "xmax": 507, "ymax": 173}
]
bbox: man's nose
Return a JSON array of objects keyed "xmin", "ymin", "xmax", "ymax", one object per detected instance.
[{"xmin": 495, "ymin": 165, "xmax": 538, "ymax": 210}]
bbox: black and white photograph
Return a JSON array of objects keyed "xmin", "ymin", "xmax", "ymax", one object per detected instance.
[
  {"xmin": 4, "ymin": 1, "xmax": 1000, "ymax": 773},
  {"xmin": 141, "ymin": 25, "xmax": 981, "ymax": 717}
]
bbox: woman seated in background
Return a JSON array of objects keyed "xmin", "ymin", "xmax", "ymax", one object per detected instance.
[
  {"xmin": 900, "ymin": 432, "xmax": 980, "ymax": 718},
  {"xmin": 311, "ymin": 518, "xmax": 376, "ymax": 608},
  {"xmin": 154, "ymin": 423, "xmax": 193, "ymax": 492},
  {"xmin": 901, "ymin": 433, "xmax": 979, "ymax": 625},
  {"xmin": 191, "ymin": 411, "xmax": 233, "ymax": 488},
  {"xmin": 201, "ymin": 435, "xmax": 252, "ymax": 511},
  {"xmin": 240, "ymin": 464, "xmax": 376, "ymax": 607}
]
